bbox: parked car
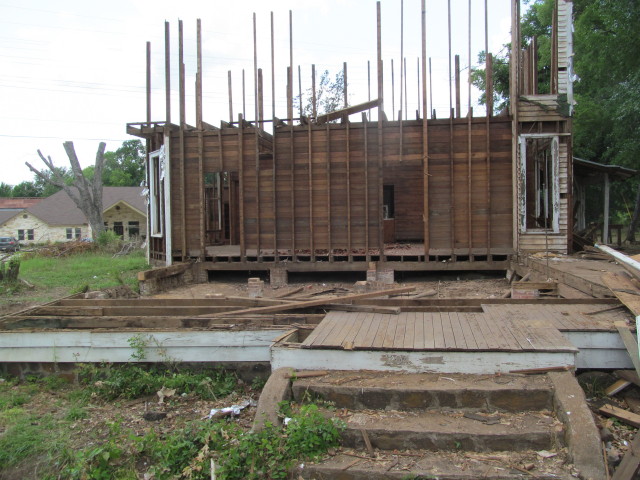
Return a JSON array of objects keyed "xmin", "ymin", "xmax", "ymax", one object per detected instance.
[{"xmin": 0, "ymin": 237, "xmax": 20, "ymax": 252}]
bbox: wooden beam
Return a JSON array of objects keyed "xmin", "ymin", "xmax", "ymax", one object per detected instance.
[
  {"xmin": 146, "ymin": 41, "xmax": 151, "ymax": 126},
  {"xmin": 308, "ymin": 116, "xmax": 314, "ymax": 260},
  {"xmin": 377, "ymin": 1, "xmax": 385, "ymax": 258},
  {"xmin": 364, "ymin": 112, "xmax": 370, "ymax": 261},
  {"xmin": 228, "ymin": 71, "xmax": 233, "ymax": 123},
  {"xmin": 196, "ymin": 19, "xmax": 203, "ymax": 130},
  {"xmin": 322, "ymin": 304, "xmax": 401, "ymax": 315},
  {"xmin": 164, "ymin": 22, "xmax": 171, "ymax": 125},
  {"xmin": 179, "ymin": 20, "xmax": 186, "ymax": 261},
  {"xmin": 599, "ymin": 404, "xmax": 640, "ymax": 428},
  {"xmin": 612, "ymin": 431, "xmax": 640, "ymax": 480},
  {"xmin": 316, "ymin": 99, "xmax": 379, "ymax": 126},
  {"xmin": 455, "ymin": 54, "xmax": 461, "ymax": 118},
  {"xmin": 238, "ymin": 113, "xmax": 246, "ymax": 260},
  {"xmin": 203, "ymin": 286, "xmax": 416, "ymax": 317},
  {"xmin": 421, "ymin": 0, "xmax": 429, "ymax": 257},
  {"xmin": 616, "ymin": 321, "xmax": 640, "ymax": 379},
  {"xmin": 326, "ymin": 122, "xmax": 333, "ymax": 261}
]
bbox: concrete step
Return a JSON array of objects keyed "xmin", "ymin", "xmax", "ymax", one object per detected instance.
[
  {"xmin": 299, "ymin": 451, "xmax": 576, "ymax": 480},
  {"xmin": 333, "ymin": 408, "xmax": 563, "ymax": 452},
  {"xmin": 292, "ymin": 371, "xmax": 554, "ymax": 413}
]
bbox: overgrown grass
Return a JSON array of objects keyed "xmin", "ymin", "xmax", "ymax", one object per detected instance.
[
  {"xmin": 17, "ymin": 249, "xmax": 147, "ymax": 295},
  {"xmin": 0, "ymin": 365, "xmax": 344, "ymax": 480}
]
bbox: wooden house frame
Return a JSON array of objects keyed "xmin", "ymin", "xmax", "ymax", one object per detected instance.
[{"xmin": 128, "ymin": 0, "xmax": 574, "ymax": 278}]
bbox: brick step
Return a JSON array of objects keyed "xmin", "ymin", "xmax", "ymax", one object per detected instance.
[
  {"xmin": 292, "ymin": 371, "xmax": 554, "ymax": 413},
  {"xmin": 300, "ymin": 451, "xmax": 575, "ymax": 480},
  {"xmin": 333, "ymin": 408, "xmax": 562, "ymax": 452}
]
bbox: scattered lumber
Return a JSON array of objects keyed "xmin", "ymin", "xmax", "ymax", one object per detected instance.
[
  {"xmin": 598, "ymin": 404, "xmax": 640, "ymax": 428},
  {"xmin": 605, "ymin": 379, "xmax": 632, "ymax": 396},
  {"xmin": 614, "ymin": 321, "xmax": 640, "ymax": 379},
  {"xmin": 274, "ymin": 287, "xmax": 304, "ymax": 298},
  {"xmin": 285, "ymin": 370, "xmax": 328, "ymax": 379},
  {"xmin": 615, "ymin": 370, "xmax": 640, "ymax": 388},
  {"xmin": 612, "ymin": 431, "xmax": 640, "ymax": 480},
  {"xmin": 322, "ymin": 304, "xmax": 401, "ymax": 315},
  {"xmin": 509, "ymin": 366, "xmax": 572, "ymax": 375},
  {"xmin": 199, "ymin": 286, "xmax": 415, "ymax": 318},
  {"xmin": 409, "ymin": 289, "xmax": 438, "ymax": 299}
]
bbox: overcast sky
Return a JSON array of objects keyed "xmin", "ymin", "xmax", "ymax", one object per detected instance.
[{"xmin": 0, "ymin": 0, "xmax": 512, "ymax": 187}]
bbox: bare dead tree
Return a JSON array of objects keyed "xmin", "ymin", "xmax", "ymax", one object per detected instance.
[{"xmin": 26, "ymin": 141, "xmax": 107, "ymax": 240}]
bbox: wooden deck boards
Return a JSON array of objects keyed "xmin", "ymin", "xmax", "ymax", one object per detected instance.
[
  {"xmin": 481, "ymin": 303, "xmax": 630, "ymax": 332},
  {"xmin": 301, "ymin": 310, "xmax": 578, "ymax": 353}
]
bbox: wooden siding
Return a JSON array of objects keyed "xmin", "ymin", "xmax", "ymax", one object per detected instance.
[{"xmin": 152, "ymin": 117, "xmax": 515, "ymax": 260}]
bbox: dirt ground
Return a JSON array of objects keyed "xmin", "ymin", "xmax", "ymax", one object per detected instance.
[{"xmin": 153, "ymin": 271, "xmax": 511, "ymax": 300}]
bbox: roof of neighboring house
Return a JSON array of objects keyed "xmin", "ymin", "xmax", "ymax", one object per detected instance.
[
  {"xmin": 0, "ymin": 210, "xmax": 19, "ymax": 225},
  {"xmin": 26, "ymin": 187, "xmax": 146, "ymax": 226},
  {"xmin": 0, "ymin": 197, "xmax": 43, "ymax": 209}
]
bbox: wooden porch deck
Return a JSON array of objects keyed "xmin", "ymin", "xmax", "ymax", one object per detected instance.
[{"xmin": 301, "ymin": 310, "xmax": 578, "ymax": 354}]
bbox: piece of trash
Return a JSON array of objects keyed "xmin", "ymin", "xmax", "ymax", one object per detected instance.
[
  {"xmin": 157, "ymin": 386, "xmax": 176, "ymax": 404},
  {"xmin": 284, "ymin": 417, "xmax": 292, "ymax": 425},
  {"xmin": 536, "ymin": 450, "xmax": 558, "ymax": 459},
  {"xmin": 206, "ymin": 399, "xmax": 256, "ymax": 420}
]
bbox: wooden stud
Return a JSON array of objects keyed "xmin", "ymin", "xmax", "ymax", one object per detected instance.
[
  {"xmin": 404, "ymin": 57, "xmax": 408, "ymax": 121},
  {"xmin": 196, "ymin": 19, "xmax": 205, "ymax": 260},
  {"xmin": 179, "ymin": 20, "xmax": 187, "ymax": 261},
  {"xmin": 455, "ymin": 55, "xmax": 461, "ymax": 118},
  {"xmin": 367, "ymin": 60, "xmax": 371, "ymax": 119},
  {"xmin": 391, "ymin": 58, "xmax": 395, "ymax": 118},
  {"xmin": 146, "ymin": 41, "xmax": 151, "ymax": 126},
  {"xmin": 288, "ymin": 67, "xmax": 296, "ymax": 260},
  {"xmin": 253, "ymin": 15, "xmax": 261, "ymax": 258},
  {"xmin": 164, "ymin": 22, "xmax": 170, "ymax": 125},
  {"xmin": 377, "ymin": 1, "xmax": 385, "ymax": 258},
  {"xmin": 288, "ymin": 10, "xmax": 293, "ymax": 122},
  {"xmin": 242, "ymin": 69, "xmax": 246, "ymax": 119},
  {"xmin": 271, "ymin": 12, "xmax": 275, "ymax": 120},
  {"xmin": 238, "ymin": 113, "xmax": 246, "ymax": 260},
  {"xmin": 400, "ymin": 0, "xmax": 404, "ymax": 121},
  {"xmin": 422, "ymin": 0, "xmax": 429, "ymax": 257},
  {"xmin": 551, "ymin": 0, "xmax": 558, "ymax": 94},
  {"xmin": 447, "ymin": 2, "xmax": 455, "ymax": 257},
  {"xmin": 271, "ymin": 12, "xmax": 278, "ymax": 259},
  {"xmin": 298, "ymin": 65, "xmax": 303, "ymax": 118},
  {"xmin": 228, "ymin": 71, "xmax": 233, "ymax": 123},
  {"xmin": 364, "ymin": 112, "xmax": 370, "ymax": 261},
  {"xmin": 429, "ymin": 57, "xmax": 433, "ymax": 119},
  {"xmin": 467, "ymin": 0, "xmax": 473, "ymax": 258},
  {"xmin": 196, "ymin": 19, "xmax": 203, "ymax": 130},
  {"xmin": 312, "ymin": 64, "xmax": 317, "ymax": 119},
  {"xmin": 416, "ymin": 57, "xmax": 420, "ymax": 118},
  {"xmin": 308, "ymin": 112, "xmax": 314, "ymax": 260},
  {"xmin": 511, "ymin": 0, "xmax": 520, "ymax": 253},
  {"xmin": 326, "ymin": 122, "xmax": 332, "ymax": 261}
]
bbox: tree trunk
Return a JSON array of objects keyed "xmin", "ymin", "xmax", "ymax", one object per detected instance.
[
  {"xmin": 27, "ymin": 142, "xmax": 107, "ymax": 241},
  {"xmin": 626, "ymin": 183, "xmax": 640, "ymax": 243}
]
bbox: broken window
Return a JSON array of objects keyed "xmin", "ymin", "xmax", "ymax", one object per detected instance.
[
  {"xmin": 205, "ymin": 172, "xmax": 223, "ymax": 232},
  {"xmin": 519, "ymin": 136, "xmax": 559, "ymax": 233},
  {"xmin": 383, "ymin": 185, "xmax": 395, "ymax": 219}
]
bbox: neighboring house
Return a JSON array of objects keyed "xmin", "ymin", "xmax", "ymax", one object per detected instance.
[{"xmin": 0, "ymin": 187, "xmax": 146, "ymax": 244}]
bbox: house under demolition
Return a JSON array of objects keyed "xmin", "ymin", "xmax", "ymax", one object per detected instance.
[{"xmin": 128, "ymin": 0, "xmax": 575, "ymax": 278}]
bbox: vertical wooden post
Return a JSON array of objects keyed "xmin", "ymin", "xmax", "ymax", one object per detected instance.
[
  {"xmin": 312, "ymin": 64, "xmax": 317, "ymax": 119},
  {"xmin": 298, "ymin": 65, "xmax": 303, "ymax": 118},
  {"xmin": 179, "ymin": 20, "xmax": 187, "ymax": 260},
  {"xmin": 146, "ymin": 42, "xmax": 151, "ymax": 127},
  {"xmin": 164, "ymin": 22, "xmax": 171, "ymax": 125},
  {"xmin": 258, "ymin": 69, "xmax": 264, "ymax": 125},
  {"xmin": 448, "ymin": 0, "xmax": 455, "ymax": 256},
  {"xmin": 242, "ymin": 69, "xmax": 246, "ymax": 119},
  {"xmin": 416, "ymin": 57, "xmax": 420, "ymax": 119},
  {"xmin": 344, "ymin": 63, "xmax": 351, "ymax": 258},
  {"xmin": 429, "ymin": 57, "xmax": 434, "ymax": 119},
  {"xmin": 364, "ymin": 112, "xmax": 370, "ymax": 261},
  {"xmin": 271, "ymin": 12, "xmax": 276, "ymax": 120},
  {"xmin": 308, "ymin": 116, "xmax": 314, "ymax": 260},
  {"xmin": 288, "ymin": 10, "xmax": 293, "ymax": 122},
  {"xmin": 253, "ymin": 13, "xmax": 261, "ymax": 259},
  {"xmin": 511, "ymin": 0, "xmax": 521, "ymax": 252},
  {"xmin": 485, "ymin": 0, "xmax": 492, "ymax": 256},
  {"xmin": 228, "ymin": 71, "xmax": 234, "ymax": 124},
  {"xmin": 196, "ymin": 19, "xmax": 203, "ymax": 130},
  {"xmin": 391, "ymin": 59, "xmax": 395, "ymax": 119},
  {"xmin": 196, "ymin": 19, "xmax": 205, "ymax": 260},
  {"xmin": 467, "ymin": 0, "xmax": 473, "ymax": 258},
  {"xmin": 551, "ymin": 0, "xmax": 558, "ymax": 94},
  {"xmin": 327, "ymin": 123, "xmax": 332, "ymax": 261},
  {"xmin": 343, "ymin": 62, "xmax": 348, "ymax": 109},
  {"xmin": 238, "ymin": 113, "xmax": 246, "ymax": 260},
  {"xmin": 400, "ymin": 0, "xmax": 404, "ymax": 121},
  {"xmin": 368, "ymin": 60, "xmax": 372, "ymax": 118},
  {"xmin": 288, "ymin": 67, "xmax": 296, "ymax": 259},
  {"xmin": 603, "ymin": 173, "xmax": 610, "ymax": 244},
  {"xmin": 377, "ymin": 1, "xmax": 385, "ymax": 258},
  {"xmin": 422, "ymin": 0, "xmax": 429, "ymax": 258},
  {"xmin": 455, "ymin": 55, "xmax": 461, "ymax": 118},
  {"xmin": 404, "ymin": 58, "xmax": 408, "ymax": 120}
]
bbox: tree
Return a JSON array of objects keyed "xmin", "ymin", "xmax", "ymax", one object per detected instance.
[
  {"xmin": 102, "ymin": 140, "xmax": 145, "ymax": 187},
  {"xmin": 0, "ymin": 182, "xmax": 13, "ymax": 197},
  {"xmin": 294, "ymin": 70, "xmax": 347, "ymax": 119},
  {"xmin": 26, "ymin": 142, "xmax": 107, "ymax": 240},
  {"xmin": 11, "ymin": 181, "xmax": 41, "ymax": 197}
]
